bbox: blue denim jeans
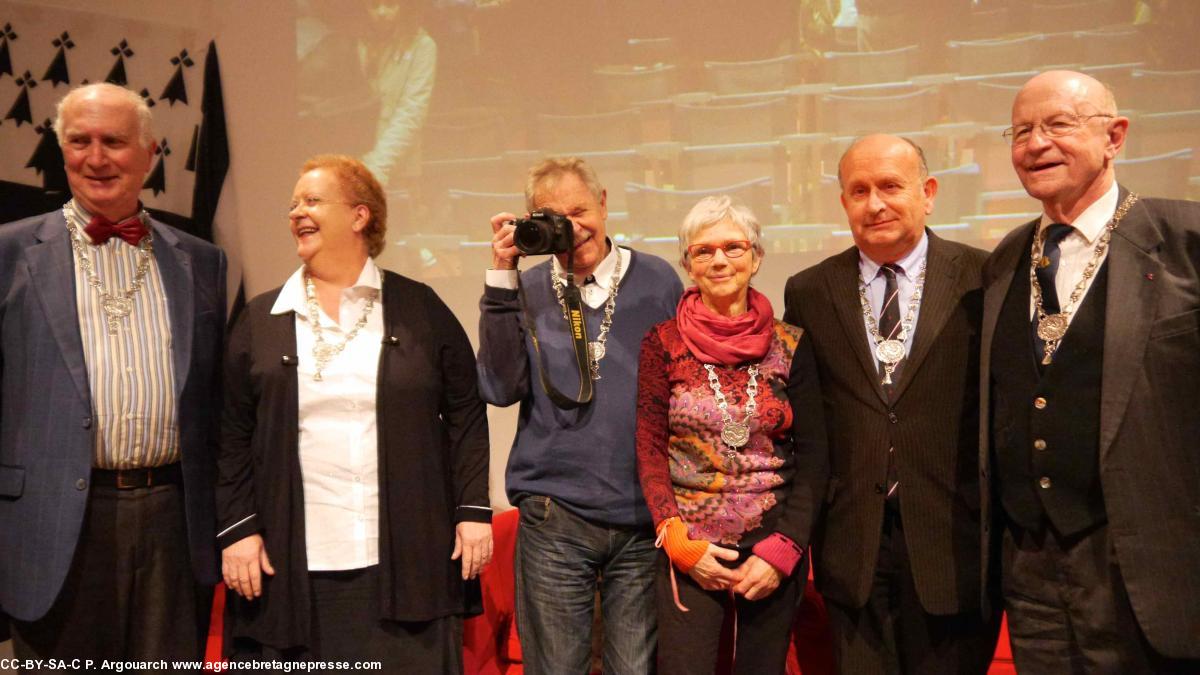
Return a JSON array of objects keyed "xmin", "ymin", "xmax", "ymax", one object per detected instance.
[{"xmin": 515, "ymin": 495, "xmax": 658, "ymax": 674}]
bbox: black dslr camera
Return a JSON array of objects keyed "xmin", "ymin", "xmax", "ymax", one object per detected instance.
[{"xmin": 513, "ymin": 209, "xmax": 573, "ymax": 255}]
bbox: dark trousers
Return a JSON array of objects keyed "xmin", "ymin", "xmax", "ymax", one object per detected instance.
[
  {"xmin": 826, "ymin": 508, "xmax": 998, "ymax": 675},
  {"xmin": 10, "ymin": 483, "xmax": 209, "ymax": 672},
  {"xmin": 229, "ymin": 565, "xmax": 462, "ymax": 674},
  {"xmin": 655, "ymin": 551, "xmax": 800, "ymax": 675},
  {"xmin": 1003, "ymin": 522, "xmax": 1200, "ymax": 674},
  {"xmin": 514, "ymin": 495, "xmax": 657, "ymax": 675}
]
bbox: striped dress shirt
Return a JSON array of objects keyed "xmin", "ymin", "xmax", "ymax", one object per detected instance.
[{"xmin": 67, "ymin": 201, "xmax": 179, "ymax": 469}]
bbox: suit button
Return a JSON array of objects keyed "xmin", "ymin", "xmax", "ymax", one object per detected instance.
[
  {"xmin": 82, "ymin": 417, "xmax": 92, "ymax": 429},
  {"xmin": 75, "ymin": 478, "xmax": 87, "ymax": 491},
  {"xmin": 1038, "ymin": 476, "xmax": 1052, "ymax": 489},
  {"xmin": 874, "ymin": 483, "xmax": 885, "ymax": 494},
  {"xmin": 1033, "ymin": 439, "xmax": 1047, "ymax": 451},
  {"xmin": 888, "ymin": 412, "xmax": 898, "ymax": 424},
  {"xmin": 1033, "ymin": 397, "xmax": 1047, "ymax": 410}
]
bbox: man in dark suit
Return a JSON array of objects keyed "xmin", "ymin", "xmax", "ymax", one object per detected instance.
[
  {"xmin": 0, "ymin": 83, "xmax": 226, "ymax": 662},
  {"xmin": 981, "ymin": 69, "xmax": 1200, "ymax": 673},
  {"xmin": 784, "ymin": 134, "xmax": 997, "ymax": 674}
]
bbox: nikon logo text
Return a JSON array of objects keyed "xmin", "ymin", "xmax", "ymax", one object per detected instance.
[{"xmin": 570, "ymin": 309, "xmax": 584, "ymax": 339}]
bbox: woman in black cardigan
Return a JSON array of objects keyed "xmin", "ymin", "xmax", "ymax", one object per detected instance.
[{"xmin": 217, "ymin": 154, "xmax": 492, "ymax": 672}]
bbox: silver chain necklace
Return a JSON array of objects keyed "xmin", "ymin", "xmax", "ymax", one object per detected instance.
[
  {"xmin": 551, "ymin": 247, "xmax": 622, "ymax": 381},
  {"xmin": 704, "ymin": 362, "xmax": 760, "ymax": 457},
  {"xmin": 858, "ymin": 261, "xmax": 926, "ymax": 385},
  {"xmin": 1030, "ymin": 192, "xmax": 1138, "ymax": 365},
  {"xmin": 304, "ymin": 267, "xmax": 379, "ymax": 382},
  {"xmin": 62, "ymin": 201, "xmax": 154, "ymax": 336}
]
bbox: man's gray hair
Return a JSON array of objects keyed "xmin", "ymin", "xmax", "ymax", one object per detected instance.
[
  {"xmin": 525, "ymin": 156, "xmax": 605, "ymax": 211},
  {"xmin": 678, "ymin": 194, "xmax": 764, "ymax": 268},
  {"xmin": 53, "ymin": 83, "xmax": 155, "ymax": 149}
]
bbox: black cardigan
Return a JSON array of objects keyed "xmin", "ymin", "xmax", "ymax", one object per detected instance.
[{"xmin": 217, "ymin": 270, "xmax": 490, "ymax": 649}]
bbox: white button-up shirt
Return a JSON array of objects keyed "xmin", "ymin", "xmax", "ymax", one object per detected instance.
[
  {"xmin": 1030, "ymin": 181, "xmax": 1120, "ymax": 327},
  {"xmin": 859, "ymin": 232, "xmax": 929, "ymax": 371},
  {"xmin": 270, "ymin": 259, "xmax": 383, "ymax": 571},
  {"xmin": 486, "ymin": 241, "xmax": 629, "ymax": 309}
]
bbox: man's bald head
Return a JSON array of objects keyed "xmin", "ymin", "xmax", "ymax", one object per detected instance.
[
  {"xmin": 838, "ymin": 134, "xmax": 928, "ymax": 187},
  {"xmin": 1013, "ymin": 70, "xmax": 1117, "ymax": 120}
]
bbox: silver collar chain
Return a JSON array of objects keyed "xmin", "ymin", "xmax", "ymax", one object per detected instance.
[
  {"xmin": 62, "ymin": 201, "xmax": 154, "ymax": 336},
  {"xmin": 704, "ymin": 362, "xmax": 760, "ymax": 457},
  {"xmin": 858, "ymin": 261, "xmax": 926, "ymax": 385},
  {"xmin": 304, "ymin": 267, "xmax": 380, "ymax": 382},
  {"xmin": 1030, "ymin": 192, "xmax": 1138, "ymax": 366},
  {"xmin": 550, "ymin": 246, "xmax": 622, "ymax": 381}
]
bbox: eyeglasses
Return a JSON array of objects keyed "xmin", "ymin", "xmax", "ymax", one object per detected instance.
[
  {"xmin": 288, "ymin": 195, "xmax": 356, "ymax": 215},
  {"xmin": 686, "ymin": 240, "xmax": 752, "ymax": 263},
  {"xmin": 1002, "ymin": 113, "xmax": 1114, "ymax": 146}
]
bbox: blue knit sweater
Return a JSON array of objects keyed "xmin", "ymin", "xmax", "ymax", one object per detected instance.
[{"xmin": 478, "ymin": 248, "xmax": 682, "ymax": 527}]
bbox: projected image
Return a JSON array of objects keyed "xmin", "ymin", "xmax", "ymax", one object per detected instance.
[
  {"xmin": 296, "ymin": 0, "xmax": 434, "ymax": 196},
  {"xmin": 294, "ymin": 0, "xmax": 1200, "ymax": 288}
]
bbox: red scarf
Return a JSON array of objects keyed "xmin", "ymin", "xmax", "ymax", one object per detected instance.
[{"xmin": 676, "ymin": 286, "xmax": 774, "ymax": 365}]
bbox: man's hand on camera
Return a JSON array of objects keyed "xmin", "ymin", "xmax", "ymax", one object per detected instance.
[{"xmin": 491, "ymin": 211, "xmax": 522, "ymax": 270}]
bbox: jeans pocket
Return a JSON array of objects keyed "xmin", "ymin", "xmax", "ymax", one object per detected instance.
[{"xmin": 519, "ymin": 494, "xmax": 554, "ymax": 530}]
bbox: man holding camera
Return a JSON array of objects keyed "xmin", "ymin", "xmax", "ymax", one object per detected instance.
[{"xmin": 478, "ymin": 157, "xmax": 682, "ymax": 673}]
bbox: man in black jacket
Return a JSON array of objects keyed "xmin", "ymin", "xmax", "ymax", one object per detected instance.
[{"xmin": 785, "ymin": 135, "xmax": 997, "ymax": 674}]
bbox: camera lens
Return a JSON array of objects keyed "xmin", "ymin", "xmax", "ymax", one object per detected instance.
[{"xmin": 514, "ymin": 219, "xmax": 550, "ymax": 254}]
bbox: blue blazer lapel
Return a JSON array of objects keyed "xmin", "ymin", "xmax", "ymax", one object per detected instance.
[
  {"xmin": 1099, "ymin": 189, "xmax": 1161, "ymax": 463},
  {"xmin": 150, "ymin": 221, "xmax": 195, "ymax": 401},
  {"xmin": 26, "ymin": 211, "xmax": 91, "ymax": 405}
]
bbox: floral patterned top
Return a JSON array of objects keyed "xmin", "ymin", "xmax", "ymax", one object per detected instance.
[{"xmin": 636, "ymin": 317, "xmax": 826, "ymax": 552}]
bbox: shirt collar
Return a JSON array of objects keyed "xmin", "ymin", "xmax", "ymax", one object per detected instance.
[
  {"xmin": 551, "ymin": 239, "xmax": 626, "ymax": 290},
  {"xmin": 1039, "ymin": 181, "xmax": 1119, "ymax": 244},
  {"xmin": 858, "ymin": 230, "xmax": 929, "ymax": 282},
  {"xmin": 271, "ymin": 257, "xmax": 383, "ymax": 316}
]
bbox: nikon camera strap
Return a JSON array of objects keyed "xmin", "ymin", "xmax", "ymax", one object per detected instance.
[{"xmin": 517, "ymin": 262, "xmax": 594, "ymax": 409}]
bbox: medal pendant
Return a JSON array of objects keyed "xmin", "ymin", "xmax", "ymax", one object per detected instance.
[
  {"xmin": 721, "ymin": 421, "xmax": 750, "ymax": 449},
  {"xmin": 588, "ymin": 340, "xmax": 606, "ymax": 362},
  {"xmin": 875, "ymin": 339, "xmax": 906, "ymax": 365},
  {"xmin": 882, "ymin": 365, "xmax": 894, "ymax": 385},
  {"xmin": 1037, "ymin": 314, "xmax": 1069, "ymax": 341},
  {"xmin": 101, "ymin": 296, "xmax": 133, "ymax": 320}
]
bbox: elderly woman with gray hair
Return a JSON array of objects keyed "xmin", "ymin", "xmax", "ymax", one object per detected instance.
[{"xmin": 635, "ymin": 195, "xmax": 828, "ymax": 673}]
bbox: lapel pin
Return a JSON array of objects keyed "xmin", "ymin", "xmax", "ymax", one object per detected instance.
[{"xmin": 1145, "ymin": 272, "xmax": 1154, "ymax": 281}]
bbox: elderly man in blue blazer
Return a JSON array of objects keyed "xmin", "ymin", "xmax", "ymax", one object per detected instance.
[{"xmin": 0, "ymin": 83, "xmax": 226, "ymax": 662}]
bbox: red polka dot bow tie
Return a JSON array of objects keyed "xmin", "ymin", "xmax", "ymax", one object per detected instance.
[{"xmin": 84, "ymin": 213, "xmax": 148, "ymax": 246}]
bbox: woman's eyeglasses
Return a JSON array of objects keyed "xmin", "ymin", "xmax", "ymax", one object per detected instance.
[
  {"xmin": 687, "ymin": 240, "xmax": 752, "ymax": 263},
  {"xmin": 288, "ymin": 195, "xmax": 356, "ymax": 215}
]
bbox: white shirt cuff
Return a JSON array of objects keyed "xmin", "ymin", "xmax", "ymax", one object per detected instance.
[{"xmin": 486, "ymin": 269, "xmax": 519, "ymax": 290}]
